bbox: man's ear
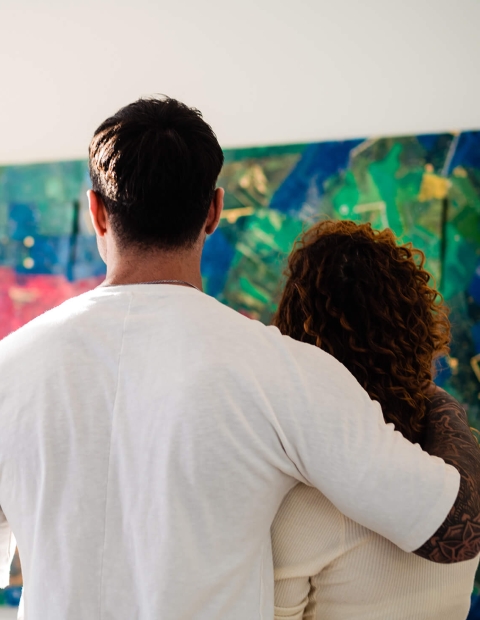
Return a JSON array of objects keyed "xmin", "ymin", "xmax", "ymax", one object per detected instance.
[
  {"xmin": 87, "ymin": 190, "xmax": 108, "ymax": 238},
  {"xmin": 205, "ymin": 188, "xmax": 224, "ymax": 235}
]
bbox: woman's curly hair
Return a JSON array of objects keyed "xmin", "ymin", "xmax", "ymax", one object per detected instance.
[{"xmin": 273, "ymin": 220, "xmax": 450, "ymax": 445}]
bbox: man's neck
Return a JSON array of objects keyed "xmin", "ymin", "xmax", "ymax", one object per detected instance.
[{"xmin": 102, "ymin": 246, "xmax": 203, "ymax": 291}]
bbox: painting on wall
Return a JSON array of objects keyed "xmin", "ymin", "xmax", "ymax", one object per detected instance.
[{"xmin": 1, "ymin": 131, "xmax": 480, "ymax": 427}]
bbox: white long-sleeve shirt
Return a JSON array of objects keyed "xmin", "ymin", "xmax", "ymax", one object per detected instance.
[
  {"xmin": 273, "ymin": 483, "xmax": 479, "ymax": 620},
  {"xmin": 0, "ymin": 285, "xmax": 459, "ymax": 619}
]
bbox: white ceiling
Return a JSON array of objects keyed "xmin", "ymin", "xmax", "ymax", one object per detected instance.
[{"xmin": 1, "ymin": 0, "xmax": 480, "ymax": 164}]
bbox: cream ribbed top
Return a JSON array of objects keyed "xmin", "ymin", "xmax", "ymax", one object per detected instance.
[{"xmin": 272, "ymin": 483, "xmax": 479, "ymax": 620}]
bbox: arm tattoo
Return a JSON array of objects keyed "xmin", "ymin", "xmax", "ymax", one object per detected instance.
[{"xmin": 413, "ymin": 387, "xmax": 480, "ymax": 563}]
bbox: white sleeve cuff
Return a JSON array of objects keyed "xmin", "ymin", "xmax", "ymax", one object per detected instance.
[{"xmin": 397, "ymin": 462, "xmax": 460, "ymax": 553}]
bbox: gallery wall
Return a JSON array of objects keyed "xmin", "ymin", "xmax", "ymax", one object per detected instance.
[{"xmin": 1, "ymin": 0, "xmax": 480, "ymax": 164}]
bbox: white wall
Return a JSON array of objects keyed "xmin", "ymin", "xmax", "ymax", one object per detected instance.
[{"xmin": 0, "ymin": 0, "xmax": 480, "ymax": 165}]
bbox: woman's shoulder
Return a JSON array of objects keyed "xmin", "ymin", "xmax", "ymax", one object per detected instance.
[
  {"xmin": 273, "ymin": 484, "xmax": 341, "ymax": 534},
  {"xmin": 272, "ymin": 484, "xmax": 344, "ymax": 573}
]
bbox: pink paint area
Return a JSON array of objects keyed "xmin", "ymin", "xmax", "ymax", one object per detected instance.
[{"xmin": 0, "ymin": 267, "xmax": 104, "ymax": 340}]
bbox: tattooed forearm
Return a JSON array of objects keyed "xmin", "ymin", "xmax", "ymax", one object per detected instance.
[{"xmin": 413, "ymin": 387, "xmax": 480, "ymax": 563}]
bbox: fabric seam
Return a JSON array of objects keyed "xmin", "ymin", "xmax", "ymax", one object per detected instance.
[{"xmin": 98, "ymin": 293, "xmax": 133, "ymax": 619}]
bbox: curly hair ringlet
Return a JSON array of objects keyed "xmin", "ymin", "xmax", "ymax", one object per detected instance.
[{"xmin": 273, "ymin": 220, "xmax": 451, "ymax": 445}]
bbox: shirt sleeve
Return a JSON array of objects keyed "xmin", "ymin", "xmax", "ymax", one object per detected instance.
[
  {"xmin": 0, "ymin": 507, "xmax": 15, "ymax": 588},
  {"xmin": 270, "ymin": 332, "xmax": 460, "ymax": 553}
]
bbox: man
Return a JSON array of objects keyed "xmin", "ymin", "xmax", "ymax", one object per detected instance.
[{"xmin": 0, "ymin": 97, "xmax": 478, "ymax": 619}]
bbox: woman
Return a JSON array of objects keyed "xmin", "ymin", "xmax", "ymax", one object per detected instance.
[{"xmin": 271, "ymin": 220, "xmax": 479, "ymax": 620}]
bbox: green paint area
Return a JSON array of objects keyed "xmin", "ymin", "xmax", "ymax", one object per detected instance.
[{"xmin": 222, "ymin": 209, "xmax": 304, "ymax": 321}]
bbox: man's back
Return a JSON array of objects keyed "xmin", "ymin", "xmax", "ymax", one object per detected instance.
[
  {"xmin": 0, "ymin": 285, "xmax": 462, "ymax": 619},
  {"xmin": 0, "ymin": 285, "xmax": 297, "ymax": 618}
]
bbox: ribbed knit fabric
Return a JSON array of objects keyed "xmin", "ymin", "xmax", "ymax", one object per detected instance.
[{"xmin": 272, "ymin": 483, "xmax": 479, "ymax": 620}]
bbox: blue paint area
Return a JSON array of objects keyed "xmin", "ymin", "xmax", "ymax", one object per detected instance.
[
  {"xmin": 8, "ymin": 203, "xmax": 39, "ymax": 240},
  {"xmin": 417, "ymin": 133, "xmax": 456, "ymax": 171},
  {"xmin": 201, "ymin": 229, "xmax": 235, "ymax": 297},
  {"xmin": 471, "ymin": 323, "xmax": 480, "ymax": 355},
  {"xmin": 417, "ymin": 133, "xmax": 442, "ymax": 154},
  {"xmin": 270, "ymin": 139, "xmax": 363, "ymax": 216},
  {"xmin": 449, "ymin": 131, "xmax": 480, "ymax": 173},
  {"xmin": 0, "ymin": 231, "xmax": 105, "ymax": 279},
  {"xmin": 17, "ymin": 236, "xmax": 70, "ymax": 275},
  {"xmin": 469, "ymin": 263, "xmax": 480, "ymax": 306},
  {"xmin": 69, "ymin": 236, "xmax": 106, "ymax": 281},
  {"xmin": 3, "ymin": 585, "xmax": 22, "ymax": 607},
  {"xmin": 2, "ymin": 179, "xmax": 105, "ymax": 279},
  {"xmin": 468, "ymin": 593, "xmax": 480, "ymax": 620},
  {"xmin": 434, "ymin": 356, "xmax": 452, "ymax": 387}
]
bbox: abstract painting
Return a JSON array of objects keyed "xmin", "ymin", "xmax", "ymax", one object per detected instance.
[{"xmin": 1, "ymin": 132, "xmax": 480, "ymax": 427}]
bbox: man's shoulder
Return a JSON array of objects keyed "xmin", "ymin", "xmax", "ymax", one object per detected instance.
[
  {"xmin": 197, "ymin": 294, "xmax": 278, "ymax": 341},
  {"xmin": 201, "ymin": 295, "xmax": 292, "ymax": 348},
  {"xmin": 202, "ymin": 296, "xmax": 351, "ymax": 381}
]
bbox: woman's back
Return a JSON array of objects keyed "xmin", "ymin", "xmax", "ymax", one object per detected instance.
[
  {"xmin": 272, "ymin": 221, "xmax": 480, "ymax": 618},
  {"xmin": 273, "ymin": 474, "xmax": 478, "ymax": 620}
]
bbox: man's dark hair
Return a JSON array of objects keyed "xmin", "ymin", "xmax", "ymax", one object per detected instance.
[{"xmin": 88, "ymin": 96, "xmax": 224, "ymax": 249}]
